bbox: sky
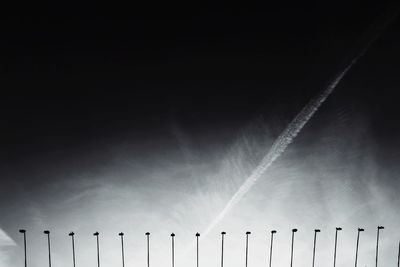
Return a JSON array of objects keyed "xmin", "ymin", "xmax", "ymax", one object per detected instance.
[{"xmin": 1, "ymin": 1, "xmax": 400, "ymax": 267}]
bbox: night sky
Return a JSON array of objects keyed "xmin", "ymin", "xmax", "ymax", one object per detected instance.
[
  {"xmin": 2, "ymin": 1, "xmax": 400, "ymax": 153},
  {"xmin": 1, "ymin": 1, "xmax": 400, "ymax": 267}
]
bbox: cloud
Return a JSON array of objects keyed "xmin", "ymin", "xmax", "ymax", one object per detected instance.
[{"xmin": 0, "ymin": 228, "xmax": 16, "ymax": 267}]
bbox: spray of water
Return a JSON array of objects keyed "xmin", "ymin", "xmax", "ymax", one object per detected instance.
[{"xmin": 200, "ymin": 5, "xmax": 400, "ymax": 239}]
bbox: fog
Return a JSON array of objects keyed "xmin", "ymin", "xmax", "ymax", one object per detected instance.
[{"xmin": 1, "ymin": 95, "xmax": 399, "ymax": 267}]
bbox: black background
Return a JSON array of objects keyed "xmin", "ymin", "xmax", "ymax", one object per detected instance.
[{"xmin": 1, "ymin": 0, "xmax": 400, "ymax": 163}]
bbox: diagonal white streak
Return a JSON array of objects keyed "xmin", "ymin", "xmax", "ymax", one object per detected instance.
[
  {"xmin": 202, "ymin": 60, "xmax": 352, "ymax": 238},
  {"xmin": 200, "ymin": 6, "xmax": 400, "ymax": 239}
]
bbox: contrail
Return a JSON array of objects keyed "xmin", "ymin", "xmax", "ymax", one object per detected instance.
[{"xmin": 200, "ymin": 5, "xmax": 400, "ymax": 239}]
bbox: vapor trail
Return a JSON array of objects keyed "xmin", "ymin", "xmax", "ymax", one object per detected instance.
[{"xmin": 201, "ymin": 6, "xmax": 399, "ymax": 239}]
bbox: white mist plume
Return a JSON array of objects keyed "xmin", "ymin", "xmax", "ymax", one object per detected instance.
[
  {"xmin": 200, "ymin": 6, "xmax": 400, "ymax": 239},
  {"xmin": 0, "ymin": 228, "xmax": 16, "ymax": 267}
]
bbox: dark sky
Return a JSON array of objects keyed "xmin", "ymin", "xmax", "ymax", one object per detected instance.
[
  {"xmin": 1, "ymin": 0, "xmax": 400, "ymax": 176},
  {"xmin": 1, "ymin": 2, "xmax": 400, "ymax": 267}
]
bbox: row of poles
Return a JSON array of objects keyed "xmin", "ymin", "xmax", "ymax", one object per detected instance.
[{"xmin": 19, "ymin": 226, "xmax": 398, "ymax": 267}]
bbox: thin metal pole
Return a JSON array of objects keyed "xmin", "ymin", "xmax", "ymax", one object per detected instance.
[
  {"xmin": 312, "ymin": 230, "xmax": 320, "ymax": 267},
  {"xmin": 196, "ymin": 233, "xmax": 200, "ymax": 267},
  {"xmin": 98, "ymin": 237, "xmax": 100, "ymax": 267},
  {"xmin": 97, "ymin": 236, "xmax": 100, "ymax": 267},
  {"xmin": 44, "ymin": 231, "xmax": 51, "ymax": 267},
  {"xmin": 221, "ymin": 232, "xmax": 226, "ymax": 267},
  {"xmin": 69, "ymin": 232, "xmax": 76, "ymax": 267},
  {"xmin": 24, "ymin": 233, "xmax": 27, "ymax": 267},
  {"xmin": 146, "ymin": 233, "xmax": 150, "ymax": 267},
  {"xmin": 290, "ymin": 229, "xmax": 297, "ymax": 267},
  {"xmin": 19, "ymin": 230, "xmax": 27, "ymax": 267},
  {"xmin": 355, "ymin": 231, "xmax": 360, "ymax": 267},
  {"xmin": 171, "ymin": 233, "xmax": 175, "ymax": 267},
  {"xmin": 375, "ymin": 229, "xmax": 379, "ymax": 267},
  {"xmin": 48, "ymin": 234, "xmax": 52, "ymax": 267},
  {"xmin": 93, "ymin": 232, "xmax": 100, "ymax": 267},
  {"xmin": 375, "ymin": 226, "xmax": 384, "ymax": 267},
  {"xmin": 119, "ymin": 233, "xmax": 125, "ymax": 267},
  {"xmin": 269, "ymin": 230, "xmax": 276, "ymax": 267},
  {"xmin": 333, "ymin": 228, "xmax": 342, "ymax": 267},
  {"xmin": 397, "ymin": 241, "xmax": 400, "ymax": 267},
  {"xmin": 354, "ymin": 228, "xmax": 364, "ymax": 267},
  {"xmin": 72, "ymin": 235, "xmax": 76, "ymax": 267},
  {"xmin": 24, "ymin": 232, "xmax": 27, "ymax": 267},
  {"xmin": 245, "ymin": 232, "xmax": 251, "ymax": 267}
]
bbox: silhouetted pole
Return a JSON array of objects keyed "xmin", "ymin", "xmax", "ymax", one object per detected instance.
[
  {"xmin": 245, "ymin": 231, "xmax": 251, "ymax": 267},
  {"xmin": 375, "ymin": 226, "xmax": 384, "ymax": 267},
  {"xmin": 19, "ymin": 229, "xmax": 27, "ymax": 267},
  {"xmin": 269, "ymin": 230, "xmax": 277, "ymax": 267},
  {"xmin": 290, "ymin": 229, "xmax": 297, "ymax": 267},
  {"xmin": 171, "ymin": 233, "xmax": 175, "ymax": 267},
  {"xmin": 119, "ymin": 233, "xmax": 125, "ymax": 267},
  {"xmin": 43, "ymin": 230, "xmax": 51, "ymax": 267},
  {"xmin": 69, "ymin": 232, "xmax": 76, "ymax": 267},
  {"xmin": 333, "ymin": 227, "xmax": 342, "ymax": 267},
  {"xmin": 312, "ymin": 229, "xmax": 321, "ymax": 267},
  {"xmin": 93, "ymin": 232, "xmax": 100, "ymax": 267},
  {"xmin": 354, "ymin": 228, "xmax": 364, "ymax": 267},
  {"xmin": 221, "ymin": 232, "xmax": 226, "ymax": 267},
  {"xmin": 145, "ymin": 232, "xmax": 150, "ymax": 267},
  {"xmin": 397, "ymin": 241, "xmax": 400, "ymax": 267},
  {"xmin": 196, "ymin": 233, "xmax": 200, "ymax": 267}
]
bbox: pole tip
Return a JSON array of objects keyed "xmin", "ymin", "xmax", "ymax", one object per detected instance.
[
  {"xmin": 171, "ymin": 233, "xmax": 175, "ymax": 237},
  {"xmin": 69, "ymin": 232, "xmax": 74, "ymax": 236},
  {"xmin": 195, "ymin": 233, "xmax": 200, "ymax": 237},
  {"xmin": 378, "ymin": 226, "xmax": 384, "ymax": 230},
  {"xmin": 292, "ymin": 229, "xmax": 298, "ymax": 232},
  {"xmin": 19, "ymin": 229, "xmax": 26, "ymax": 233},
  {"xmin": 93, "ymin": 232, "xmax": 99, "ymax": 236},
  {"xmin": 336, "ymin": 227, "xmax": 342, "ymax": 231},
  {"xmin": 358, "ymin": 228, "xmax": 364, "ymax": 232},
  {"xmin": 145, "ymin": 232, "xmax": 150, "ymax": 236},
  {"xmin": 246, "ymin": 231, "xmax": 251, "ymax": 235},
  {"xmin": 271, "ymin": 230, "xmax": 277, "ymax": 234},
  {"xmin": 315, "ymin": 229, "xmax": 321, "ymax": 233},
  {"xmin": 119, "ymin": 232, "xmax": 124, "ymax": 236},
  {"xmin": 221, "ymin": 231, "xmax": 226, "ymax": 235},
  {"xmin": 43, "ymin": 230, "xmax": 50, "ymax": 234}
]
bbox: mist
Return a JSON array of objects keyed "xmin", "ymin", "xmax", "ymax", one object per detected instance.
[
  {"xmin": 1, "ymin": 94, "xmax": 399, "ymax": 267},
  {"xmin": 2, "ymin": 2, "xmax": 400, "ymax": 266}
]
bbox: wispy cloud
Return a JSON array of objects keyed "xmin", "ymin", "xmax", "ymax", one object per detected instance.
[{"xmin": 0, "ymin": 228, "xmax": 16, "ymax": 267}]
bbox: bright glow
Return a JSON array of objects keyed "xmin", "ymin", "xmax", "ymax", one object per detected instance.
[
  {"xmin": 3, "ymin": 7, "xmax": 400, "ymax": 267},
  {"xmin": 3, "ymin": 115, "xmax": 400, "ymax": 267},
  {"xmin": 200, "ymin": 0, "xmax": 400, "ymax": 242},
  {"xmin": 0, "ymin": 228, "xmax": 16, "ymax": 267}
]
